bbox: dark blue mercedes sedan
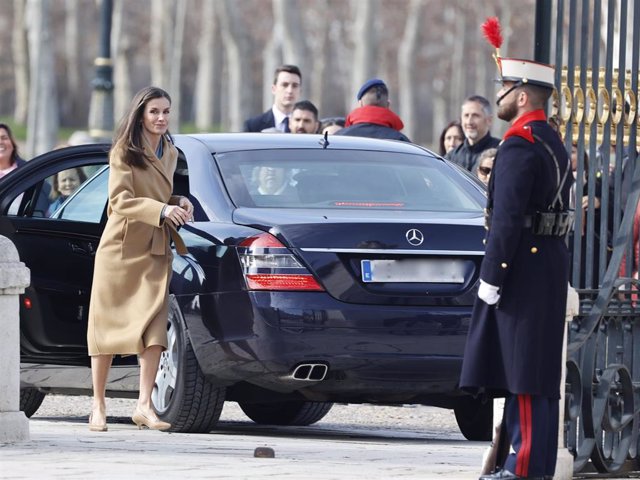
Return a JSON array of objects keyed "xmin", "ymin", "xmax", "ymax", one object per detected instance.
[{"xmin": 1, "ymin": 133, "xmax": 489, "ymax": 438}]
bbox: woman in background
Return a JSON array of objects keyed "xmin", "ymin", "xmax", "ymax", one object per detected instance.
[
  {"xmin": 438, "ymin": 120, "xmax": 464, "ymax": 156},
  {"xmin": 46, "ymin": 168, "xmax": 88, "ymax": 217}
]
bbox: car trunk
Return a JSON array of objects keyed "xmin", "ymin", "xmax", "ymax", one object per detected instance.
[{"xmin": 233, "ymin": 207, "xmax": 485, "ymax": 306}]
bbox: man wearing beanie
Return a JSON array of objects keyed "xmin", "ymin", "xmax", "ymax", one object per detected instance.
[{"xmin": 336, "ymin": 78, "xmax": 410, "ymax": 142}]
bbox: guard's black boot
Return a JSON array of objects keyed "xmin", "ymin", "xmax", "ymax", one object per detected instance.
[{"xmin": 479, "ymin": 469, "xmax": 545, "ymax": 480}]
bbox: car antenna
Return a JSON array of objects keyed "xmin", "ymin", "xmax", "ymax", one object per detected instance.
[{"xmin": 319, "ymin": 131, "xmax": 330, "ymax": 149}]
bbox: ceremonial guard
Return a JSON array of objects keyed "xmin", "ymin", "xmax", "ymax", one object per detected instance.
[{"xmin": 459, "ymin": 18, "xmax": 573, "ymax": 480}]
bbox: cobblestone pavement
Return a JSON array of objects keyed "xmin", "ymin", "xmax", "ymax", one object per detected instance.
[
  {"xmin": 1, "ymin": 395, "xmax": 488, "ymax": 479},
  {"xmin": 33, "ymin": 394, "xmax": 465, "ymax": 440}
]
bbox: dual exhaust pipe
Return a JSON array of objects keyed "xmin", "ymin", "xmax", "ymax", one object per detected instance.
[{"xmin": 290, "ymin": 363, "xmax": 328, "ymax": 381}]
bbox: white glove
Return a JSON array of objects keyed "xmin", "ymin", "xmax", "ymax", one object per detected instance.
[
  {"xmin": 478, "ymin": 279, "xmax": 500, "ymax": 305},
  {"xmin": 565, "ymin": 283, "xmax": 579, "ymax": 319}
]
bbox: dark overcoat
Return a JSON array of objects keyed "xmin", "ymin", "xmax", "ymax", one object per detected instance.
[{"xmin": 459, "ymin": 110, "xmax": 573, "ymax": 400}]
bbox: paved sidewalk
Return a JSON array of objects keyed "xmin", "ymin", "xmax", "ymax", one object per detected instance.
[{"xmin": 0, "ymin": 416, "xmax": 488, "ymax": 479}]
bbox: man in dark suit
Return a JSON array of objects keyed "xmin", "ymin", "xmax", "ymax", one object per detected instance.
[
  {"xmin": 243, "ymin": 65, "xmax": 302, "ymax": 133},
  {"xmin": 459, "ymin": 55, "xmax": 573, "ymax": 479}
]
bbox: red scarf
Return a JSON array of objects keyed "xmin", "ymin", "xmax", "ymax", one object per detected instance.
[{"xmin": 345, "ymin": 106, "xmax": 405, "ymax": 131}]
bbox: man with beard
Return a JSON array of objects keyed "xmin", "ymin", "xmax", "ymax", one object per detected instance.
[
  {"xmin": 289, "ymin": 100, "xmax": 320, "ymax": 134},
  {"xmin": 459, "ymin": 55, "xmax": 573, "ymax": 479},
  {"xmin": 446, "ymin": 95, "xmax": 500, "ymax": 172}
]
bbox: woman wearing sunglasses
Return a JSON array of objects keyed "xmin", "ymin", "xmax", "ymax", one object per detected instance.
[{"xmin": 476, "ymin": 148, "xmax": 497, "ymax": 185}]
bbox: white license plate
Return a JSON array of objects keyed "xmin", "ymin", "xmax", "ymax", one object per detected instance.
[{"xmin": 361, "ymin": 259, "xmax": 465, "ymax": 283}]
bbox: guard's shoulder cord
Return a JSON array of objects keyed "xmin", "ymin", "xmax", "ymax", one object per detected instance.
[{"xmin": 531, "ymin": 133, "xmax": 571, "ymax": 211}]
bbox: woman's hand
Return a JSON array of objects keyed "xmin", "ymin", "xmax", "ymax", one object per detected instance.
[
  {"xmin": 178, "ymin": 196, "xmax": 194, "ymax": 220},
  {"xmin": 164, "ymin": 204, "xmax": 191, "ymax": 227}
]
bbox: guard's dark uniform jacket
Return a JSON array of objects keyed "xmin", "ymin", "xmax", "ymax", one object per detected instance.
[{"xmin": 459, "ymin": 109, "xmax": 573, "ymax": 400}]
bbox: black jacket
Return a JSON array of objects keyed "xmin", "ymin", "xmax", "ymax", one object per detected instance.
[
  {"xmin": 243, "ymin": 110, "xmax": 275, "ymax": 133},
  {"xmin": 337, "ymin": 123, "xmax": 410, "ymax": 142},
  {"xmin": 336, "ymin": 105, "xmax": 411, "ymax": 142},
  {"xmin": 445, "ymin": 132, "xmax": 500, "ymax": 172}
]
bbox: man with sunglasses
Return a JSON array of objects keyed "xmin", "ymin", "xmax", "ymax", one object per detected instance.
[{"xmin": 459, "ymin": 52, "xmax": 573, "ymax": 479}]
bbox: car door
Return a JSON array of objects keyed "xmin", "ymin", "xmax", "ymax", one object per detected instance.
[{"xmin": 0, "ymin": 146, "xmax": 110, "ymax": 365}]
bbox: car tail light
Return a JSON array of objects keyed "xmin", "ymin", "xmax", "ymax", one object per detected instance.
[{"xmin": 238, "ymin": 233, "xmax": 324, "ymax": 291}]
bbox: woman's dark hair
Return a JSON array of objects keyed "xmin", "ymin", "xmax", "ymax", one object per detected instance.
[
  {"xmin": 438, "ymin": 120, "xmax": 464, "ymax": 156},
  {"xmin": 319, "ymin": 117, "xmax": 345, "ymax": 131},
  {"xmin": 112, "ymin": 86, "xmax": 172, "ymax": 169},
  {"xmin": 0, "ymin": 123, "xmax": 20, "ymax": 166}
]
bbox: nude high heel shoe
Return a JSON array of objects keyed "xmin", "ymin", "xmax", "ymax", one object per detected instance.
[
  {"xmin": 131, "ymin": 408, "xmax": 171, "ymax": 431},
  {"xmin": 88, "ymin": 412, "xmax": 108, "ymax": 432}
]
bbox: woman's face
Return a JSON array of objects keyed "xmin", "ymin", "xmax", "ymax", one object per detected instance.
[
  {"xmin": 57, "ymin": 169, "xmax": 82, "ymax": 197},
  {"xmin": 142, "ymin": 97, "xmax": 171, "ymax": 138},
  {"xmin": 571, "ymin": 145, "xmax": 578, "ymax": 173},
  {"xmin": 0, "ymin": 127, "xmax": 15, "ymax": 168},
  {"xmin": 476, "ymin": 157, "xmax": 494, "ymax": 185},
  {"xmin": 443, "ymin": 126, "xmax": 464, "ymax": 153}
]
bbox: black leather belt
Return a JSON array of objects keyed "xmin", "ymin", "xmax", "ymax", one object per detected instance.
[{"xmin": 485, "ymin": 211, "xmax": 573, "ymax": 236}]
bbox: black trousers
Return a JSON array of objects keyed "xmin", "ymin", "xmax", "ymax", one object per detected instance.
[{"xmin": 502, "ymin": 394, "xmax": 559, "ymax": 478}]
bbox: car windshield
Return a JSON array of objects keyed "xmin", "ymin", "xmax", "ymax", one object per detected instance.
[{"xmin": 216, "ymin": 149, "xmax": 484, "ymax": 211}]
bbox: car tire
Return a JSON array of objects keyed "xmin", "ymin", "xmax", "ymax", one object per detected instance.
[
  {"xmin": 454, "ymin": 396, "xmax": 493, "ymax": 441},
  {"xmin": 19, "ymin": 388, "xmax": 46, "ymax": 418},
  {"xmin": 239, "ymin": 400, "xmax": 334, "ymax": 426},
  {"xmin": 153, "ymin": 296, "xmax": 226, "ymax": 433}
]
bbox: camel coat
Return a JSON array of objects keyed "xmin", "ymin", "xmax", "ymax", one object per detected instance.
[{"xmin": 87, "ymin": 137, "xmax": 187, "ymax": 355}]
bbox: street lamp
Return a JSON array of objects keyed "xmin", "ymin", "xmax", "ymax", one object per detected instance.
[{"xmin": 88, "ymin": 0, "xmax": 114, "ymax": 141}]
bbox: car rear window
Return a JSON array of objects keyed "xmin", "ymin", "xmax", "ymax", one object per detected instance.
[{"xmin": 215, "ymin": 149, "xmax": 484, "ymax": 211}]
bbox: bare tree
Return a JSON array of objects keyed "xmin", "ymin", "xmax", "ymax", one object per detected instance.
[
  {"xmin": 273, "ymin": 0, "xmax": 309, "ymax": 77},
  {"xmin": 169, "ymin": 0, "xmax": 188, "ymax": 131},
  {"xmin": 63, "ymin": 0, "xmax": 87, "ymax": 125},
  {"xmin": 25, "ymin": 0, "xmax": 58, "ymax": 157},
  {"xmin": 195, "ymin": 0, "xmax": 220, "ymax": 130},
  {"xmin": 112, "ymin": 0, "xmax": 133, "ymax": 123},
  {"xmin": 12, "ymin": 0, "xmax": 28, "ymax": 124},
  {"xmin": 398, "ymin": 0, "xmax": 424, "ymax": 142},
  {"xmin": 218, "ymin": 0, "xmax": 254, "ymax": 132},
  {"xmin": 349, "ymin": 0, "xmax": 378, "ymax": 109},
  {"xmin": 150, "ymin": 0, "xmax": 174, "ymax": 89}
]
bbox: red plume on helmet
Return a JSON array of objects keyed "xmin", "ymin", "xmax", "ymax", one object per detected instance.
[{"xmin": 481, "ymin": 17, "xmax": 503, "ymax": 72}]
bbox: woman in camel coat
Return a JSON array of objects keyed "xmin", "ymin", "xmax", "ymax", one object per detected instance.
[{"xmin": 87, "ymin": 86, "xmax": 193, "ymax": 432}]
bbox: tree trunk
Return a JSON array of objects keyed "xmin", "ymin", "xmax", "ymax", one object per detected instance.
[
  {"xmin": 169, "ymin": 0, "xmax": 187, "ymax": 132},
  {"xmin": 112, "ymin": 0, "xmax": 133, "ymax": 123},
  {"xmin": 218, "ymin": 0, "xmax": 254, "ymax": 132},
  {"xmin": 12, "ymin": 0, "xmax": 29, "ymax": 125},
  {"xmin": 25, "ymin": 0, "xmax": 58, "ymax": 157},
  {"xmin": 195, "ymin": 0, "xmax": 219, "ymax": 131},
  {"xmin": 273, "ymin": 0, "xmax": 309, "ymax": 78},
  {"xmin": 63, "ymin": 0, "xmax": 85, "ymax": 126},
  {"xmin": 447, "ymin": 5, "xmax": 465, "ymax": 118},
  {"xmin": 150, "ymin": 0, "xmax": 174, "ymax": 89},
  {"xmin": 349, "ymin": 0, "xmax": 378, "ymax": 109},
  {"xmin": 262, "ymin": 33, "xmax": 281, "ymax": 112},
  {"xmin": 398, "ymin": 0, "xmax": 424, "ymax": 142}
]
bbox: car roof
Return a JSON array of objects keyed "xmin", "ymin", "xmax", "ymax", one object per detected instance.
[{"xmin": 179, "ymin": 132, "xmax": 436, "ymax": 156}]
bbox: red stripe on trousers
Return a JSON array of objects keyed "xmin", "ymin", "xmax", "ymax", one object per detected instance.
[{"xmin": 516, "ymin": 394, "xmax": 532, "ymax": 477}]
